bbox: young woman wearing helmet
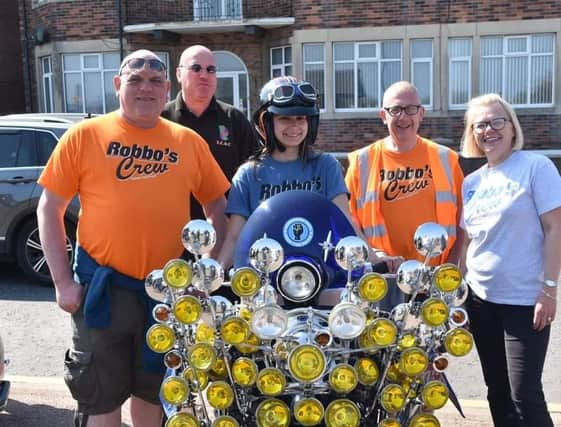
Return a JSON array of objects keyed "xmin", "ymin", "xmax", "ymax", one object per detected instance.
[{"xmin": 217, "ymin": 76, "xmax": 385, "ymax": 270}]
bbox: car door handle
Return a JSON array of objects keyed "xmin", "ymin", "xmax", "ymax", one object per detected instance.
[{"xmin": 4, "ymin": 177, "xmax": 36, "ymax": 184}]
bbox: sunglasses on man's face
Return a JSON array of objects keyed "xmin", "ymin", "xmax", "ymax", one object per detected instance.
[
  {"xmin": 119, "ymin": 58, "xmax": 167, "ymax": 75},
  {"xmin": 181, "ymin": 63, "xmax": 217, "ymax": 74}
]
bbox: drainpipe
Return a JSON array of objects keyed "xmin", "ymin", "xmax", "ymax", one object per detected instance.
[
  {"xmin": 21, "ymin": 0, "xmax": 33, "ymax": 111},
  {"xmin": 117, "ymin": 0, "xmax": 124, "ymax": 61}
]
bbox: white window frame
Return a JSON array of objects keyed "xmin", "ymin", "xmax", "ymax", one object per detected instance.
[
  {"xmin": 448, "ymin": 38, "xmax": 472, "ymax": 110},
  {"xmin": 480, "ymin": 33, "xmax": 555, "ymax": 108},
  {"xmin": 410, "ymin": 39, "xmax": 433, "ymax": 110},
  {"xmin": 193, "ymin": 0, "xmax": 243, "ymax": 21},
  {"xmin": 303, "ymin": 43, "xmax": 325, "ymax": 111},
  {"xmin": 270, "ymin": 46, "xmax": 292, "ymax": 78},
  {"xmin": 41, "ymin": 56, "xmax": 54, "ymax": 113},
  {"xmin": 62, "ymin": 52, "xmax": 119, "ymax": 114},
  {"xmin": 333, "ymin": 41, "xmax": 402, "ymax": 112}
]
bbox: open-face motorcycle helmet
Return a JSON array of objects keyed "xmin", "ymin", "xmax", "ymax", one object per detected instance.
[{"xmin": 252, "ymin": 76, "xmax": 320, "ymax": 158}]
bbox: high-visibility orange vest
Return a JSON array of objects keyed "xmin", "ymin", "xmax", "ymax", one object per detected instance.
[{"xmin": 347, "ymin": 137, "xmax": 462, "ymax": 263}]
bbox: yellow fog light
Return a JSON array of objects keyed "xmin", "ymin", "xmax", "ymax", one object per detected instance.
[
  {"xmin": 235, "ymin": 333, "xmax": 261, "ymax": 354},
  {"xmin": 432, "ymin": 263, "xmax": 461, "ymax": 293},
  {"xmin": 212, "ymin": 416, "xmax": 239, "ymax": 427},
  {"xmin": 380, "ymin": 384, "xmax": 406, "ymax": 413},
  {"xmin": 325, "ymin": 399, "xmax": 360, "ymax": 427},
  {"xmin": 421, "ymin": 380, "xmax": 449, "ymax": 410},
  {"xmin": 165, "ymin": 412, "xmax": 199, "ymax": 427},
  {"xmin": 367, "ymin": 318, "xmax": 397, "ymax": 347},
  {"xmin": 386, "ymin": 361, "xmax": 404, "ymax": 383},
  {"xmin": 183, "ymin": 367, "xmax": 209, "ymax": 391},
  {"xmin": 408, "ymin": 413, "xmax": 441, "ymax": 427},
  {"xmin": 256, "ymin": 398, "xmax": 290, "ymax": 427},
  {"xmin": 231, "ymin": 267, "xmax": 261, "ymax": 297},
  {"xmin": 378, "ymin": 418, "xmax": 401, "ymax": 427},
  {"xmin": 444, "ymin": 328, "xmax": 474, "ymax": 357},
  {"xmin": 288, "ymin": 344, "xmax": 326, "ymax": 383},
  {"xmin": 355, "ymin": 357, "xmax": 379, "ymax": 386},
  {"xmin": 221, "ymin": 317, "xmax": 250, "ymax": 345},
  {"xmin": 398, "ymin": 333, "xmax": 417, "ymax": 349},
  {"xmin": 188, "ymin": 343, "xmax": 216, "ymax": 371},
  {"xmin": 358, "ymin": 272, "xmax": 388, "ymax": 302},
  {"xmin": 239, "ymin": 305, "xmax": 253, "ymax": 322},
  {"xmin": 146, "ymin": 324, "xmax": 175, "ymax": 353},
  {"xmin": 210, "ymin": 358, "xmax": 228, "ymax": 379},
  {"xmin": 256, "ymin": 368, "xmax": 286, "ymax": 396},
  {"xmin": 399, "ymin": 347, "xmax": 429, "ymax": 377},
  {"xmin": 420, "ymin": 298, "xmax": 449, "ymax": 327},
  {"xmin": 195, "ymin": 322, "xmax": 216, "ymax": 344},
  {"xmin": 160, "ymin": 376, "xmax": 189, "ymax": 406},
  {"xmin": 206, "ymin": 380, "xmax": 234, "ymax": 410},
  {"xmin": 294, "ymin": 397, "xmax": 324, "ymax": 426},
  {"xmin": 329, "ymin": 363, "xmax": 358, "ymax": 394},
  {"xmin": 232, "ymin": 357, "xmax": 258, "ymax": 387},
  {"xmin": 163, "ymin": 258, "xmax": 192, "ymax": 289},
  {"xmin": 173, "ymin": 295, "xmax": 202, "ymax": 324}
]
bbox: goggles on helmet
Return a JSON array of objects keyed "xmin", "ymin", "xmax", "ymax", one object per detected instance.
[{"xmin": 268, "ymin": 83, "xmax": 317, "ymax": 105}]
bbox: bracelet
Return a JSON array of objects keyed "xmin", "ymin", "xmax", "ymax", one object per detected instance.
[{"xmin": 541, "ymin": 288, "xmax": 557, "ymax": 300}]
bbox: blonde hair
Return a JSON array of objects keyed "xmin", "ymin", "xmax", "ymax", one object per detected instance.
[{"xmin": 460, "ymin": 93, "xmax": 524, "ymax": 158}]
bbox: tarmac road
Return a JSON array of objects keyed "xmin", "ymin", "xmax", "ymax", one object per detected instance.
[{"xmin": 1, "ymin": 262, "xmax": 560, "ymax": 426}]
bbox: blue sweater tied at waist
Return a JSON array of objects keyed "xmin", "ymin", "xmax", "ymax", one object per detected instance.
[{"xmin": 73, "ymin": 246, "xmax": 165, "ymax": 374}]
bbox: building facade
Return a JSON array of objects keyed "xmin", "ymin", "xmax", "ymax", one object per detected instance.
[{"xmin": 19, "ymin": 0, "xmax": 561, "ymax": 152}]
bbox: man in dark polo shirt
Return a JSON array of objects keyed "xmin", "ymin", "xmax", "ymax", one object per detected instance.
[{"xmin": 162, "ymin": 45, "xmax": 258, "ymax": 221}]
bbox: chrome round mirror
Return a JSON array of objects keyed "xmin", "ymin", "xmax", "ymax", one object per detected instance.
[
  {"xmin": 192, "ymin": 258, "xmax": 224, "ymax": 293},
  {"xmin": 181, "ymin": 220, "xmax": 217, "ymax": 256},
  {"xmin": 249, "ymin": 236, "xmax": 284, "ymax": 273},
  {"xmin": 334, "ymin": 236, "xmax": 369, "ymax": 271},
  {"xmin": 396, "ymin": 260, "xmax": 424, "ymax": 294},
  {"xmin": 413, "ymin": 222, "xmax": 448, "ymax": 259},
  {"xmin": 145, "ymin": 269, "xmax": 169, "ymax": 302}
]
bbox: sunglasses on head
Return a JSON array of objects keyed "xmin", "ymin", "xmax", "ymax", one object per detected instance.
[
  {"xmin": 270, "ymin": 83, "xmax": 317, "ymax": 104},
  {"xmin": 182, "ymin": 63, "xmax": 217, "ymax": 74},
  {"xmin": 119, "ymin": 58, "xmax": 167, "ymax": 75}
]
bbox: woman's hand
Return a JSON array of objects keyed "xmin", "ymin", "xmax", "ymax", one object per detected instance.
[{"xmin": 533, "ymin": 288, "xmax": 557, "ymax": 331}]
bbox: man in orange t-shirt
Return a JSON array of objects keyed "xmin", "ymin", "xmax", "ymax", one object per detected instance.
[
  {"xmin": 37, "ymin": 50, "xmax": 229, "ymax": 427},
  {"xmin": 345, "ymin": 81, "xmax": 464, "ymax": 307}
]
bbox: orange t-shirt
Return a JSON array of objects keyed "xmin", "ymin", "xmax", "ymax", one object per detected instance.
[
  {"xmin": 377, "ymin": 141, "xmax": 438, "ymax": 261},
  {"xmin": 38, "ymin": 112, "xmax": 230, "ymax": 279}
]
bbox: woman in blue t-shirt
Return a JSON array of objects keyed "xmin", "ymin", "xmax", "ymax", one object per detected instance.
[{"xmin": 217, "ymin": 76, "xmax": 392, "ymax": 270}]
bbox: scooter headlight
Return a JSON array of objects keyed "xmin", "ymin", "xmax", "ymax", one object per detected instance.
[
  {"xmin": 231, "ymin": 267, "xmax": 261, "ymax": 297},
  {"xmin": 444, "ymin": 327, "xmax": 474, "ymax": 357},
  {"xmin": 212, "ymin": 416, "xmax": 239, "ymax": 427},
  {"xmin": 288, "ymin": 344, "xmax": 326, "ymax": 383},
  {"xmin": 256, "ymin": 398, "xmax": 290, "ymax": 427},
  {"xmin": 231, "ymin": 357, "xmax": 258, "ymax": 387},
  {"xmin": 294, "ymin": 397, "xmax": 325, "ymax": 426},
  {"xmin": 162, "ymin": 258, "xmax": 192, "ymax": 289},
  {"xmin": 328, "ymin": 303, "xmax": 367, "ymax": 339},
  {"xmin": 256, "ymin": 368, "xmax": 287, "ymax": 396},
  {"xmin": 398, "ymin": 347, "xmax": 429, "ymax": 376},
  {"xmin": 173, "ymin": 295, "xmax": 202, "ymax": 324},
  {"xmin": 366, "ymin": 318, "xmax": 398, "ymax": 347},
  {"xmin": 329, "ymin": 363, "xmax": 358, "ymax": 393},
  {"xmin": 354, "ymin": 357, "xmax": 379, "ymax": 385},
  {"xmin": 146, "ymin": 324, "xmax": 175, "ymax": 353},
  {"xmin": 378, "ymin": 418, "xmax": 401, "ymax": 427},
  {"xmin": 165, "ymin": 412, "xmax": 199, "ymax": 427},
  {"xmin": 187, "ymin": 343, "xmax": 216, "ymax": 371},
  {"xmin": 357, "ymin": 272, "xmax": 388, "ymax": 302},
  {"xmin": 325, "ymin": 399, "xmax": 360, "ymax": 427},
  {"xmin": 160, "ymin": 376, "xmax": 189, "ymax": 406},
  {"xmin": 250, "ymin": 305, "xmax": 288, "ymax": 340},
  {"xmin": 420, "ymin": 298, "xmax": 449, "ymax": 327},
  {"xmin": 220, "ymin": 316, "xmax": 250, "ymax": 345},
  {"xmin": 421, "ymin": 380, "xmax": 449, "ymax": 410},
  {"xmin": 380, "ymin": 383, "xmax": 406, "ymax": 412},
  {"xmin": 183, "ymin": 367, "xmax": 209, "ymax": 391},
  {"xmin": 408, "ymin": 413, "xmax": 441, "ymax": 427},
  {"xmin": 432, "ymin": 263, "xmax": 462, "ymax": 292},
  {"xmin": 206, "ymin": 380, "xmax": 234, "ymax": 410},
  {"xmin": 276, "ymin": 259, "xmax": 321, "ymax": 303}
]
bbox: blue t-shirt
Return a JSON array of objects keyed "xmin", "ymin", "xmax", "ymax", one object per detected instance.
[{"xmin": 226, "ymin": 153, "xmax": 348, "ymax": 218}]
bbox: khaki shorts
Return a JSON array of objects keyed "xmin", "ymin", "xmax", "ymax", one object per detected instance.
[{"xmin": 64, "ymin": 285, "xmax": 163, "ymax": 415}]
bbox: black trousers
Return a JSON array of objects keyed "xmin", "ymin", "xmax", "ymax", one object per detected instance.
[{"xmin": 465, "ymin": 291, "xmax": 553, "ymax": 427}]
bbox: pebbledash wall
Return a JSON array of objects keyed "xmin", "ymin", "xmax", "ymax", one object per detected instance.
[{"xmin": 19, "ymin": 0, "xmax": 561, "ymax": 153}]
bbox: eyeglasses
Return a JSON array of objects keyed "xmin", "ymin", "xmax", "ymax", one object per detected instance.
[
  {"xmin": 181, "ymin": 64, "xmax": 217, "ymax": 74},
  {"xmin": 271, "ymin": 83, "xmax": 317, "ymax": 104},
  {"xmin": 119, "ymin": 58, "xmax": 167, "ymax": 75},
  {"xmin": 383, "ymin": 105, "xmax": 422, "ymax": 117},
  {"xmin": 472, "ymin": 117, "xmax": 510, "ymax": 134}
]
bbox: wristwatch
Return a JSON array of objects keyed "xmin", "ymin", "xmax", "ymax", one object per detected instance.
[{"xmin": 544, "ymin": 279, "xmax": 558, "ymax": 288}]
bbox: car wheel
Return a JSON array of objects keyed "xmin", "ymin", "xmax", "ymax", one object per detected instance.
[{"xmin": 15, "ymin": 218, "xmax": 76, "ymax": 285}]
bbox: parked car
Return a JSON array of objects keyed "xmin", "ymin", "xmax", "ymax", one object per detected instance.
[
  {"xmin": 0, "ymin": 113, "xmax": 91, "ymax": 284},
  {"xmin": 0, "ymin": 334, "xmax": 9, "ymax": 409}
]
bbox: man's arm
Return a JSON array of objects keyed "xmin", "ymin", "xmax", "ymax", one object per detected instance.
[
  {"xmin": 37, "ymin": 189, "xmax": 83, "ymax": 313},
  {"xmin": 202, "ymin": 195, "xmax": 228, "ymax": 258}
]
